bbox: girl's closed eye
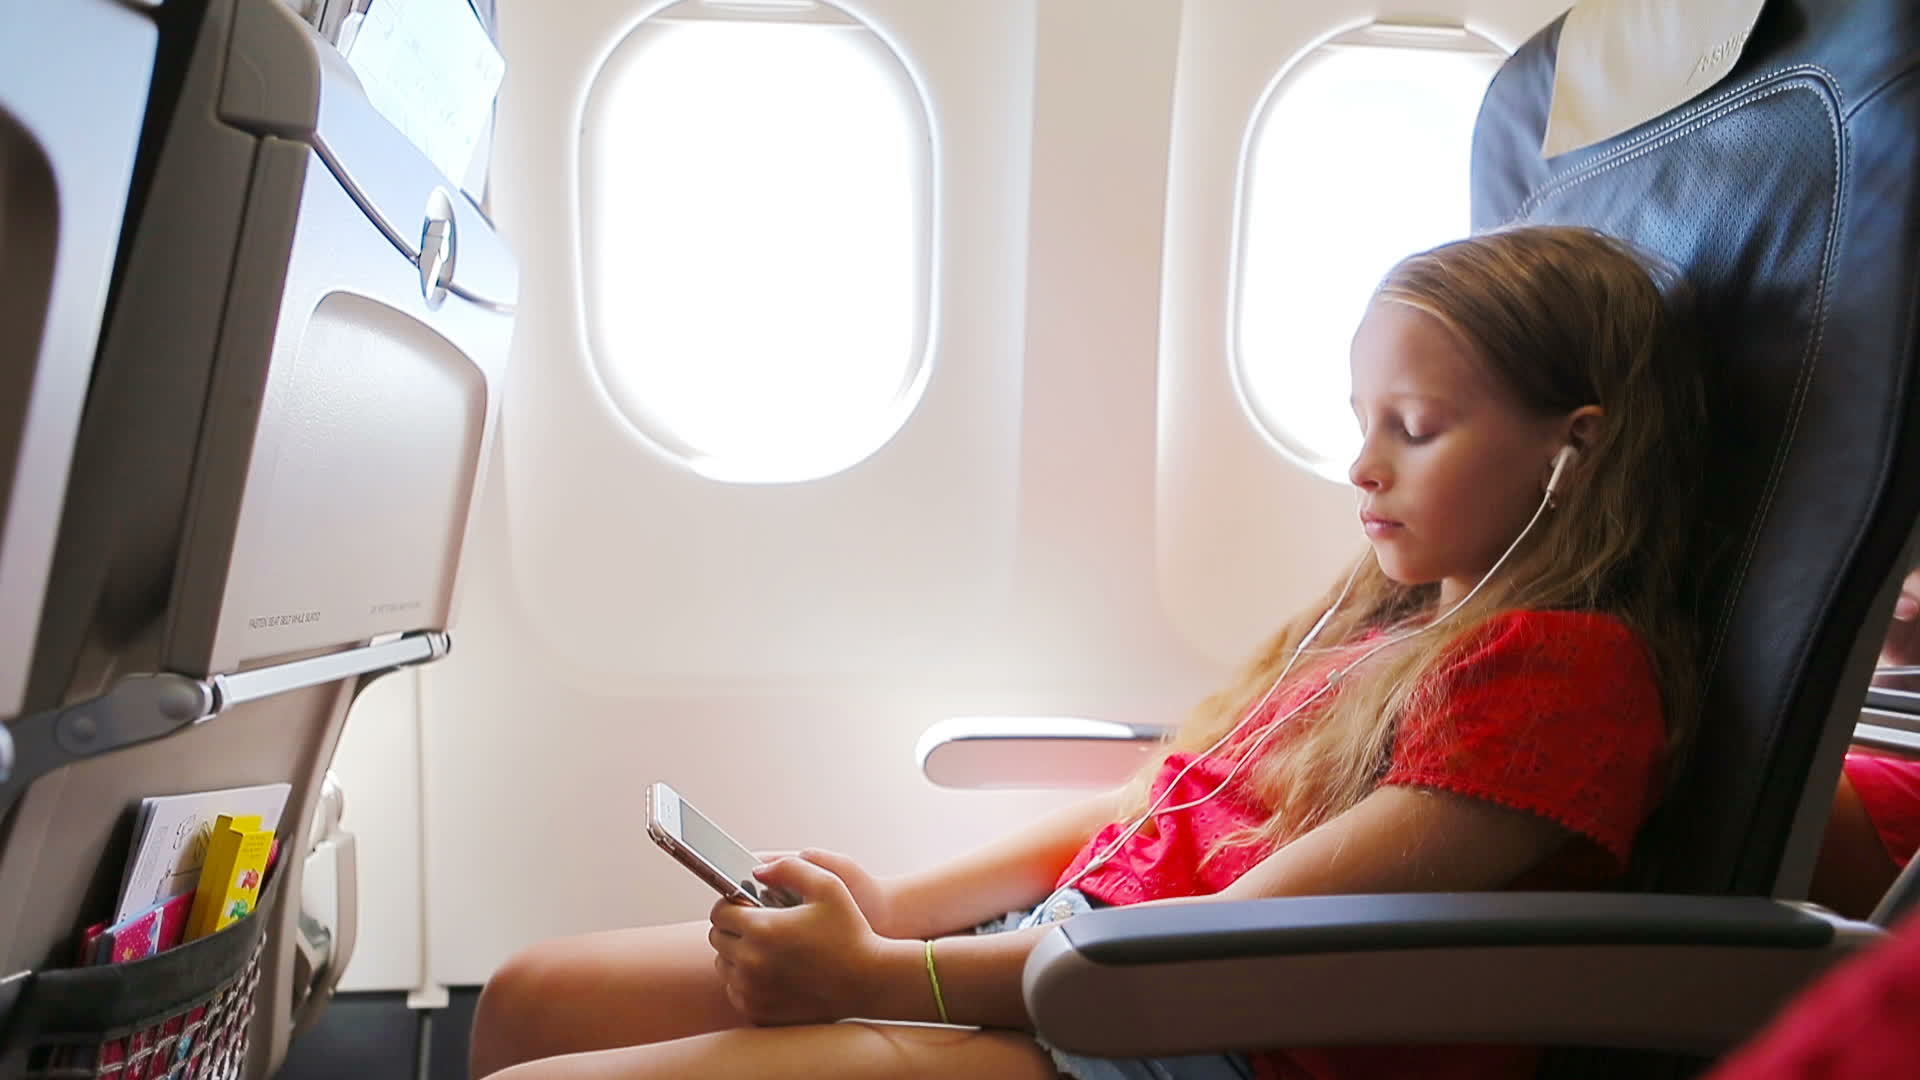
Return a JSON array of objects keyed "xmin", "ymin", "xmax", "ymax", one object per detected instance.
[{"xmin": 1399, "ymin": 418, "xmax": 1438, "ymax": 443}]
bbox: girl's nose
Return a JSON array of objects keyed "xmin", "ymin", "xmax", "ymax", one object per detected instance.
[{"xmin": 1349, "ymin": 448, "xmax": 1387, "ymax": 492}]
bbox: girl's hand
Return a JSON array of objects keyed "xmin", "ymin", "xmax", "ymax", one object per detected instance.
[
  {"xmin": 797, "ymin": 848, "xmax": 912, "ymax": 937},
  {"xmin": 1881, "ymin": 568, "xmax": 1920, "ymax": 668},
  {"xmin": 707, "ymin": 855, "xmax": 907, "ymax": 1025},
  {"xmin": 754, "ymin": 848, "xmax": 907, "ymax": 938}
]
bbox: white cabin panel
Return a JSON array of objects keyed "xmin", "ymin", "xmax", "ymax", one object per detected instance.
[
  {"xmin": 331, "ymin": 669, "xmax": 426, "ymax": 992},
  {"xmin": 495, "ymin": 0, "xmax": 1030, "ymax": 692}
]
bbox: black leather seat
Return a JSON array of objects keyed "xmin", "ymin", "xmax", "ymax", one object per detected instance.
[
  {"xmin": 1475, "ymin": 0, "xmax": 1920, "ymax": 910},
  {"xmin": 1019, "ymin": 2, "xmax": 1920, "ymax": 1075}
]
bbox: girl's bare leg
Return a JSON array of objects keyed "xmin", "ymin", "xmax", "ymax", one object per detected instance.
[
  {"xmin": 470, "ymin": 920, "xmax": 744, "ymax": 1078},
  {"xmin": 487, "ymin": 1021, "xmax": 1061, "ymax": 1080}
]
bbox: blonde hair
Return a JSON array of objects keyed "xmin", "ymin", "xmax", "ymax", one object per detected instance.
[{"xmin": 1123, "ymin": 225, "xmax": 1708, "ymax": 859}]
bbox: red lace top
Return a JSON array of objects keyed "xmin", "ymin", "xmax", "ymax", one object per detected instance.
[{"xmin": 1055, "ymin": 609, "xmax": 1670, "ymax": 1080}]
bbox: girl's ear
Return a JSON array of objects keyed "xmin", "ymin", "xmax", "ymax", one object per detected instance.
[{"xmin": 1564, "ymin": 405, "xmax": 1606, "ymax": 451}]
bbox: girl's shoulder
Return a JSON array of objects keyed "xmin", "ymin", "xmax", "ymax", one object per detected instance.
[
  {"xmin": 1474, "ymin": 608, "xmax": 1649, "ymax": 655},
  {"xmin": 1390, "ymin": 608, "xmax": 1670, "ymax": 874},
  {"xmin": 1445, "ymin": 608, "xmax": 1658, "ymax": 689}
]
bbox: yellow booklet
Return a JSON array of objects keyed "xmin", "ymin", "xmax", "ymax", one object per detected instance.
[{"xmin": 185, "ymin": 814, "xmax": 274, "ymax": 941}]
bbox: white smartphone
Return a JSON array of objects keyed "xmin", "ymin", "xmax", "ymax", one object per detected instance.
[{"xmin": 647, "ymin": 782, "xmax": 798, "ymax": 908}]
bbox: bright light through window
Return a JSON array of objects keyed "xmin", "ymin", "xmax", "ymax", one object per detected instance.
[
  {"xmin": 582, "ymin": 5, "xmax": 933, "ymax": 483},
  {"xmin": 1234, "ymin": 32, "xmax": 1503, "ymax": 483}
]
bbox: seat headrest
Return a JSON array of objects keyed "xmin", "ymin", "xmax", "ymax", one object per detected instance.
[{"xmin": 1543, "ymin": 0, "xmax": 1769, "ymax": 157}]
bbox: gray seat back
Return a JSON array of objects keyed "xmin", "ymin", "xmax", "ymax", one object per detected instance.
[
  {"xmin": 0, "ymin": 0, "xmax": 155, "ymax": 740},
  {"xmin": 0, "ymin": 1, "xmax": 514, "ymax": 1073}
]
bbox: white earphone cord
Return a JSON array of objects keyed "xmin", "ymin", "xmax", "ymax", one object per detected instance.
[{"xmin": 1035, "ymin": 471, "xmax": 1563, "ymax": 914}]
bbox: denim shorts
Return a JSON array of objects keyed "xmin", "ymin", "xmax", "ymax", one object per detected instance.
[{"xmin": 975, "ymin": 889, "xmax": 1255, "ymax": 1080}]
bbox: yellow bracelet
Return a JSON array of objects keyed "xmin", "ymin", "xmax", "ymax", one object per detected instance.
[{"xmin": 923, "ymin": 938, "xmax": 951, "ymax": 1024}]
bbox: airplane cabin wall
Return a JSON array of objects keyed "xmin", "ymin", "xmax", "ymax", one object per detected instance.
[{"xmin": 330, "ymin": 0, "xmax": 1573, "ymax": 995}]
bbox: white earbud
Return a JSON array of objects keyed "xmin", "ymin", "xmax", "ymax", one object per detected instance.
[{"xmin": 1545, "ymin": 444, "xmax": 1579, "ymax": 501}]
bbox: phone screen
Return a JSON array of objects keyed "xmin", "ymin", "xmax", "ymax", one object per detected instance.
[{"xmin": 679, "ymin": 799, "xmax": 774, "ymax": 903}]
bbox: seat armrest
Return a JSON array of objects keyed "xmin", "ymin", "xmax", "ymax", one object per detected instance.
[
  {"xmin": 1023, "ymin": 893, "xmax": 1883, "ymax": 1057},
  {"xmin": 916, "ymin": 717, "xmax": 1167, "ymax": 788}
]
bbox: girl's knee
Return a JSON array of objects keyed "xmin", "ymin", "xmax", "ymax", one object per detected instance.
[{"xmin": 470, "ymin": 941, "xmax": 575, "ymax": 1077}]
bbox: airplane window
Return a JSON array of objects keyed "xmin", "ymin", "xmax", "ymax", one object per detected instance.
[
  {"xmin": 1232, "ymin": 28, "xmax": 1504, "ymax": 483},
  {"xmin": 581, "ymin": 1, "xmax": 934, "ymax": 483}
]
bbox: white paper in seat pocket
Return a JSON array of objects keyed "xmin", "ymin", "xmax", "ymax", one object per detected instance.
[{"xmin": 1542, "ymin": 0, "xmax": 1769, "ymax": 159}]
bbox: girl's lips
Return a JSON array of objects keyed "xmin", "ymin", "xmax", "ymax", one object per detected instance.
[{"xmin": 1360, "ymin": 513, "xmax": 1404, "ymax": 538}]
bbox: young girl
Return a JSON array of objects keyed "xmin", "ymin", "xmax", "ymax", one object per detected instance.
[{"xmin": 468, "ymin": 225, "xmax": 1708, "ymax": 1080}]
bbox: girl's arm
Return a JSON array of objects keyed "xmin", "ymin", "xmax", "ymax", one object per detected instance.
[
  {"xmin": 920, "ymin": 785, "xmax": 1570, "ymax": 1027},
  {"xmin": 1216, "ymin": 783, "xmax": 1571, "ymax": 900},
  {"xmin": 719, "ymin": 784, "xmax": 1571, "ymax": 1030},
  {"xmin": 875, "ymin": 787, "xmax": 1124, "ymax": 938}
]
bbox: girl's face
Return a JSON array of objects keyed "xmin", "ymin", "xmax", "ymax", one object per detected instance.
[{"xmin": 1347, "ymin": 300, "xmax": 1573, "ymax": 608}]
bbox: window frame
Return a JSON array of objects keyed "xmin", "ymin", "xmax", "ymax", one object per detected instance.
[
  {"xmin": 1226, "ymin": 22, "xmax": 1507, "ymax": 484},
  {"xmin": 576, "ymin": 0, "xmax": 939, "ymax": 484}
]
